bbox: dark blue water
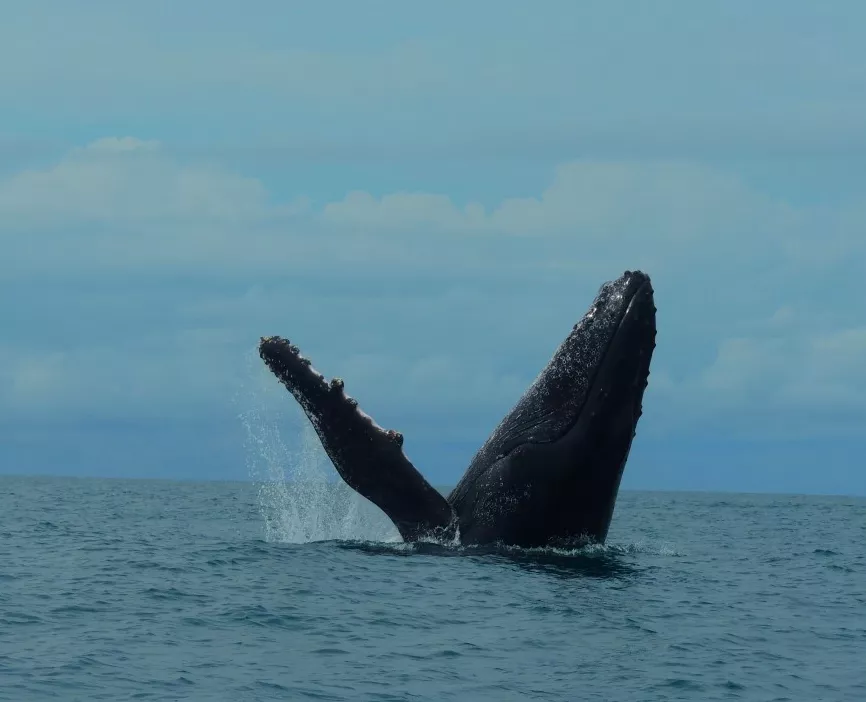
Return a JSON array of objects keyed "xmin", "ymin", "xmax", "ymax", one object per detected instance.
[{"xmin": 1, "ymin": 475, "xmax": 864, "ymax": 701}]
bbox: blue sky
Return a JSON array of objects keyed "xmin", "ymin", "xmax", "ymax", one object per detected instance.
[{"xmin": 2, "ymin": 1, "xmax": 865, "ymax": 494}]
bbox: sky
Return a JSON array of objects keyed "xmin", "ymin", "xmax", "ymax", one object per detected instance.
[{"xmin": 2, "ymin": 1, "xmax": 865, "ymax": 494}]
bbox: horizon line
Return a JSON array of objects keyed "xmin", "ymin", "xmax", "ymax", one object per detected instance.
[{"xmin": 1, "ymin": 471, "xmax": 864, "ymax": 500}]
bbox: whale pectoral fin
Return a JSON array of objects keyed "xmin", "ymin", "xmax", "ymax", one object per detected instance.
[{"xmin": 258, "ymin": 336, "xmax": 456, "ymax": 542}]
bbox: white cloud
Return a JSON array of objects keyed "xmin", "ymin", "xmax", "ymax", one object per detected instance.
[
  {"xmin": 1, "ymin": 137, "xmax": 865, "ymax": 441},
  {"xmin": 717, "ymin": 323, "xmax": 866, "ymax": 408},
  {"xmin": 1, "ymin": 138, "xmax": 312, "ymax": 276},
  {"xmin": 322, "ymin": 191, "xmax": 483, "ymax": 233},
  {"xmin": 644, "ymin": 309, "xmax": 866, "ymax": 440},
  {"xmin": 0, "ymin": 327, "xmax": 244, "ymax": 420},
  {"xmin": 0, "ymin": 137, "xmax": 281, "ymax": 224},
  {"xmin": 322, "ymin": 162, "xmax": 800, "ymax": 258},
  {"xmin": 1, "ymin": 141, "xmax": 840, "ymax": 282}
]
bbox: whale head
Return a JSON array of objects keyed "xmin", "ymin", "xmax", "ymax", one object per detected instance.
[{"xmin": 449, "ymin": 270, "xmax": 657, "ymax": 547}]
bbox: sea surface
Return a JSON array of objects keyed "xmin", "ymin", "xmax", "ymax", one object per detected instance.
[{"xmin": 1, "ymin": 466, "xmax": 865, "ymax": 700}]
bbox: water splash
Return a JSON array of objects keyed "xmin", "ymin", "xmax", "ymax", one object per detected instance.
[
  {"xmin": 234, "ymin": 349, "xmax": 681, "ymax": 554},
  {"xmin": 236, "ymin": 348, "xmax": 400, "ymax": 544}
]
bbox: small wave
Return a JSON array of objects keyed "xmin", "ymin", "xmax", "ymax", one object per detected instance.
[
  {"xmin": 129, "ymin": 560, "xmax": 196, "ymax": 574},
  {"xmin": 142, "ymin": 587, "xmax": 210, "ymax": 603},
  {"xmin": 334, "ymin": 536, "xmax": 679, "ymax": 560},
  {"xmin": 657, "ymin": 678, "xmax": 705, "ymax": 692},
  {"xmin": 827, "ymin": 564, "xmax": 855, "ymax": 573},
  {"xmin": 333, "ymin": 538, "xmax": 672, "ymax": 580},
  {"xmin": 51, "ymin": 604, "xmax": 108, "ymax": 615},
  {"xmin": 0, "ymin": 612, "xmax": 43, "ymax": 626},
  {"xmin": 223, "ymin": 603, "xmax": 301, "ymax": 629},
  {"xmin": 490, "ymin": 539, "xmax": 683, "ymax": 558}
]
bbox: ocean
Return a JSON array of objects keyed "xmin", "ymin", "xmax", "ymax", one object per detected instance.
[{"xmin": 1, "ymin": 469, "xmax": 864, "ymax": 702}]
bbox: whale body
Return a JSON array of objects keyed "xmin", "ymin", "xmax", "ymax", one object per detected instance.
[{"xmin": 259, "ymin": 270, "xmax": 656, "ymax": 547}]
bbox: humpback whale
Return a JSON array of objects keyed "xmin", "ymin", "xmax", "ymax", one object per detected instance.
[{"xmin": 259, "ymin": 270, "xmax": 656, "ymax": 547}]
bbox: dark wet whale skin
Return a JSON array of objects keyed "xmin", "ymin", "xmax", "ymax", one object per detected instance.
[
  {"xmin": 449, "ymin": 271, "xmax": 657, "ymax": 546},
  {"xmin": 260, "ymin": 270, "xmax": 657, "ymax": 547}
]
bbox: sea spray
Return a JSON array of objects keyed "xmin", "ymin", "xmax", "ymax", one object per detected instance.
[{"xmin": 236, "ymin": 348, "xmax": 400, "ymax": 544}]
